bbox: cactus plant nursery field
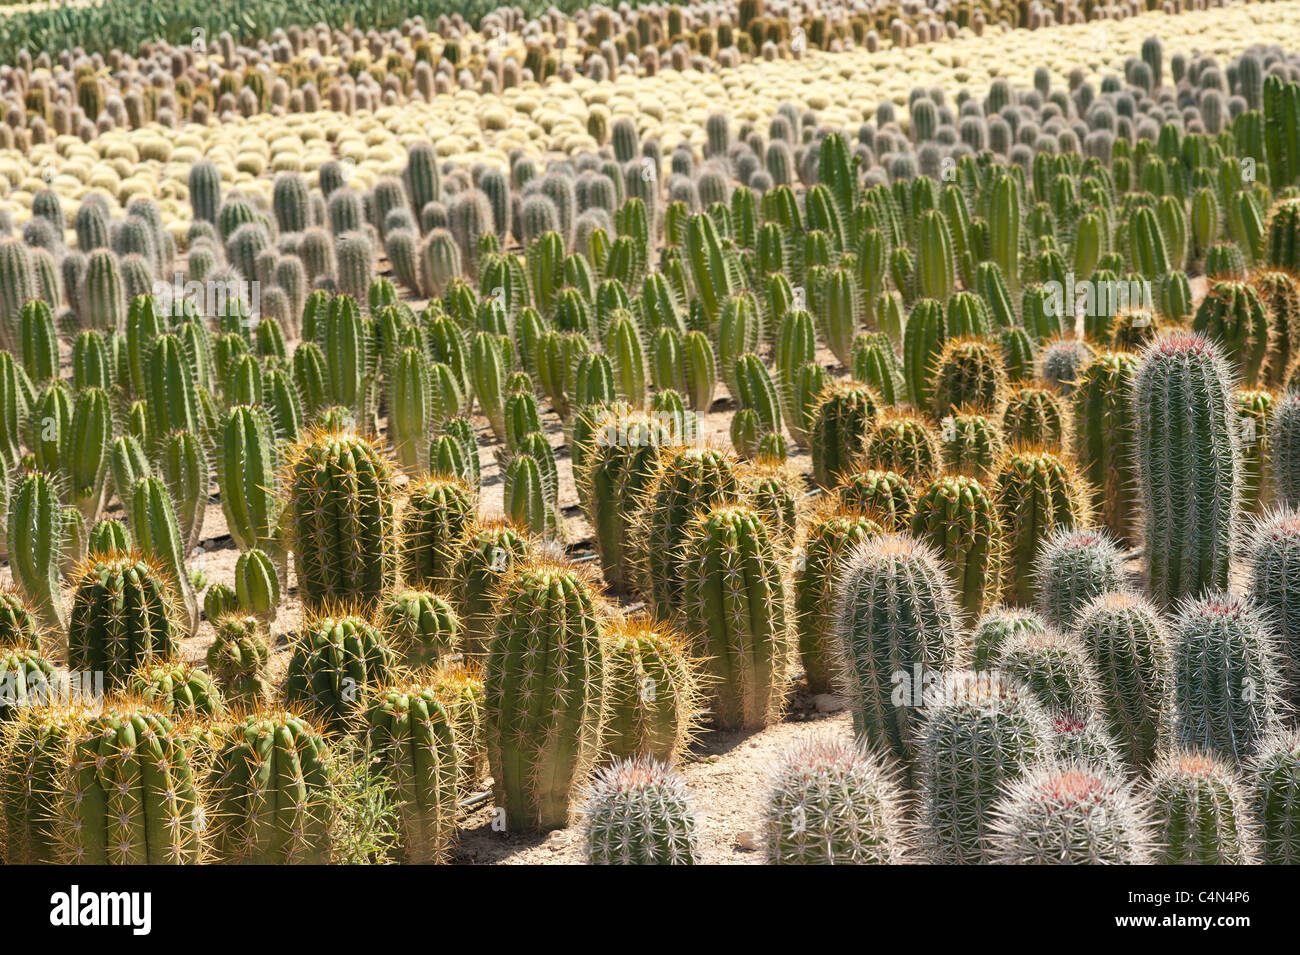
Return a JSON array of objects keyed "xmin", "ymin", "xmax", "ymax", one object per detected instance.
[{"xmin": 5, "ymin": 0, "xmax": 1300, "ymax": 882}]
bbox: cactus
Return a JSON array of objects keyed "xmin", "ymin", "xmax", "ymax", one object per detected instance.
[
  {"xmin": 931, "ymin": 337, "xmax": 1007, "ymax": 420},
  {"xmin": 909, "ymin": 474, "xmax": 1003, "ymax": 623},
  {"xmin": 286, "ymin": 429, "xmax": 399, "ymax": 610},
  {"xmin": 234, "ymin": 548, "xmax": 280, "ymax": 622},
  {"xmin": 834, "ymin": 534, "xmax": 960, "ymax": 768},
  {"xmin": 968, "ymin": 606, "xmax": 1049, "ymax": 672},
  {"xmin": 208, "ymin": 710, "xmax": 335, "ymax": 864},
  {"xmin": 127, "ymin": 476, "xmax": 199, "ymax": 633},
  {"xmin": 986, "ymin": 764, "xmax": 1152, "ymax": 864},
  {"xmin": 1265, "ymin": 197, "xmax": 1300, "ymax": 270},
  {"xmin": 1171, "ymin": 592, "xmax": 1285, "ymax": 763},
  {"xmin": 399, "ymin": 475, "xmax": 476, "ymax": 591},
  {"xmin": 8, "ymin": 471, "xmax": 68, "ymax": 631},
  {"xmin": 1049, "ymin": 710, "xmax": 1125, "ymax": 775},
  {"xmin": 581, "ymin": 757, "xmax": 700, "ymax": 865},
  {"xmin": 917, "ymin": 670, "xmax": 1053, "ymax": 863},
  {"xmin": 836, "ymin": 468, "xmax": 916, "ymax": 530},
  {"xmin": 1133, "ymin": 333, "xmax": 1243, "ymax": 609},
  {"xmin": 1034, "ymin": 526, "xmax": 1126, "ymax": 630},
  {"xmin": 451, "ymin": 520, "xmax": 533, "ymax": 659},
  {"xmin": 809, "ymin": 380, "xmax": 880, "ymax": 487},
  {"xmin": 601, "ymin": 615, "xmax": 701, "ymax": 765},
  {"xmin": 159, "ymin": 428, "xmax": 207, "ymax": 554},
  {"xmin": 680, "ymin": 505, "xmax": 788, "ymax": 731},
  {"xmin": 1074, "ymin": 591, "xmax": 1171, "ymax": 772},
  {"xmin": 937, "ymin": 412, "xmax": 1004, "ymax": 482},
  {"xmin": 1002, "ymin": 383, "xmax": 1069, "ymax": 451},
  {"xmin": 995, "ymin": 626, "xmax": 1103, "ymax": 717},
  {"xmin": 992, "ymin": 449, "xmax": 1092, "ymax": 605},
  {"xmin": 1250, "ymin": 728, "xmax": 1300, "ymax": 864},
  {"xmin": 1192, "ymin": 280, "xmax": 1270, "ymax": 386},
  {"xmin": 58, "ymin": 703, "xmax": 207, "ymax": 864},
  {"xmin": 217, "ymin": 405, "xmax": 283, "ymax": 564},
  {"xmin": 861, "ymin": 411, "xmax": 940, "ymax": 485},
  {"xmin": 1144, "ymin": 751, "xmax": 1259, "ymax": 864},
  {"xmin": 363, "ymin": 678, "xmax": 463, "ymax": 863},
  {"xmin": 380, "ymin": 589, "xmax": 459, "ymax": 669},
  {"xmin": 1073, "ymin": 350, "xmax": 1141, "ymax": 545},
  {"xmin": 66, "ymin": 386, "xmax": 112, "ymax": 523},
  {"xmin": 206, "ymin": 615, "xmax": 273, "ymax": 706},
  {"xmin": 486, "ymin": 558, "xmax": 604, "ymax": 832},
  {"xmin": 0, "ymin": 586, "xmax": 40, "ymax": 651},
  {"xmin": 284, "ymin": 614, "xmax": 399, "ymax": 734},
  {"xmin": 0, "ymin": 644, "xmax": 56, "ymax": 720},
  {"xmin": 128, "ymin": 660, "xmax": 224, "ymax": 718},
  {"xmin": 763, "ymin": 736, "xmax": 908, "ymax": 865},
  {"xmin": 203, "ymin": 584, "xmax": 239, "ymax": 624},
  {"xmin": 1271, "ymin": 392, "xmax": 1300, "ymax": 508}
]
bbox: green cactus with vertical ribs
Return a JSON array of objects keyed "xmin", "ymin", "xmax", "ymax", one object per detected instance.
[
  {"xmin": 1144, "ymin": 751, "xmax": 1259, "ymax": 864},
  {"xmin": 580, "ymin": 408, "xmax": 672, "ymax": 594},
  {"xmin": 938, "ymin": 410, "xmax": 1005, "ymax": 481},
  {"xmin": 634, "ymin": 444, "xmax": 743, "ymax": 619},
  {"xmin": 399, "ymin": 475, "xmax": 476, "ymax": 591},
  {"xmin": 205, "ymin": 615, "xmax": 273, "ymax": 706},
  {"xmin": 1002, "ymin": 383, "xmax": 1069, "ymax": 452},
  {"xmin": 234, "ymin": 547, "xmax": 280, "ymax": 623},
  {"xmin": 0, "ymin": 586, "xmax": 40, "ymax": 651},
  {"xmin": 1192, "ymin": 280, "xmax": 1270, "ymax": 386},
  {"xmin": 8, "ymin": 470, "xmax": 66, "ymax": 631},
  {"xmin": 1248, "ymin": 507, "xmax": 1300, "ymax": 703},
  {"xmin": 363, "ymin": 677, "xmax": 463, "ymax": 864},
  {"xmin": 680, "ymin": 505, "xmax": 788, "ymax": 731},
  {"xmin": 0, "ymin": 702, "xmax": 90, "ymax": 863},
  {"xmin": 995, "ymin": 626, "xmax": 1104, "ymax": 717},
  {"xmin": 207, "ymin": 709, "xmax": 336, "ymax": 864},
  {"xmin": 1250, "ymin": 269, "xmax": 1298, "ymax": 388},
  {"xmin": 67, "ymin": 552, "xmax": 183, "ymax": 690},
  {"xmin": 763, "ymin": 736, "xmax": 909, "ymax": 865},
  {"xmin": 159, "ymin": 428, "xmax": 207, "ymax": 554},
  {"xmin": 379, "ymin": 589, "xmax": 460, "ymax": 669},
  {"xmin": 834, "ymin": 533, "xmax": 960, "ymax": 769},
  {"xmin": 284, "ymin": 613, "xmax": 399, "ymax": 734},
  {"xmin": 917, "ymin": 670, "xmax": 1054, "ymax": 863},
  {"xmin": 1033, "ymin": 526, "xmax": 1126, "ymax": 630},
  {"xmin": 0, "ymin": 644, "xmax": 55, "ymax": 720},
  {"xmin": 992, "ymin": 448, "xmax": 1092, "ymax": 606},
  {"xmin": 451, "ymin": 520, "xmax": 533, "ymax": 660},
  {"xmin": 986, "ymin": 764, "xmax": 1153, "ymax": 864},
  {"xmin": 1133, "ymin": 333, "xmax": 1243, "ymax": 610},
  {"xmin": 286, "ymin": 429, "xmax": 399, "ymax": 611},
  {"xmin": 809, "ymin": 380, "xmax": 880, "ymax": 487},
  {"xmin": 600, "ymin": 615, "xmax": 702, "ymax": 765},
  {"xmin": 67, "ymin": 385, "xmax": 112, "ymax": 523},
  {"xmin": 1170, "ymin": 592, "xmax": 1285, "ymax": 764},
  {"xmin": 930, "ymin": 337, "xmax": 1007, "ymax": 421},
  {"xmin": 486, "ymin": 558, "xmax": 605, "ymax": 832},
  {"xmin": 1073, "ymin": 350, "xmax": 1141, "ymax": 546},
  {"xmin": 909, "ymin": 474, "xmax": 1004, "ymax": 623},
  {"xmin": 217, "ymin": 404, "xmax": 282, "ymax": 568},
  {"xmin": 127, "ymin": 475, "xmax": 199, "ymax": 633},
  {"xmin": 1236, "ymin": 389, "xmax": 1274, "ymax": 518},
  {"xmin": 128, "ymin": 660, "xmax": 224, "ymax": 719},
  {"xmin": 56, "ymin": 703, "xmax": 207, "ymax": 864},
  {"xmin": 968, "ymin": 606, "xmax": 1049, "ymax": 671},
  {"xmin": 581, "ymin": 757, "xmax": 701, "ymax": 865},
  {"xmin": 1250, "ymin": 728, "xmax": 1300, "ymax": 864}
]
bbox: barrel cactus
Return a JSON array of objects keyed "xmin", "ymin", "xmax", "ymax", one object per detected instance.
[
  {"xmin": 909, "ymin": 474, "xmax": 1003, "ymax": 622},
  {"xmin": 581, "ymin": 757, "xmax": 700, "ymax": 865},
  {"xmin": 1033, "ymin": 526, "xmax": 1126, "ymax": 630},
  {"xmin": 127, "ymin": 660, "xmax": 224, "ymax": 718},
  {"xmin": 205, "ymin": 615, "xmax": 273, "ymax": 706},
  {"xmin": 600, "ymin": 615, "xmax": 701, "ymax": 765},
  {"xmin": 1144, "ymin": 750, "xmax": 1259, "ymax": 864}
]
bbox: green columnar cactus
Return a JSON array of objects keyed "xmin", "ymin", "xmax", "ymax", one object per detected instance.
[
  {"xmin": 1002, "ymin": 383, "xmax": 1069, "ymax": 451},
  {"xmin": 206, "ymin": 615, "xmax": 272, "ymax": 706},
  {"xmin": 809, "ymin": 381, "xmax": 880, "ymax": 486},
  {"xmin": 0, "ymin": 644, "xmax": 55, "ymax": 720},
  {"xmin": 1237, "ymin": 389, "xmax": 1273, "ymax": 518},
  {"xmin": 909, "ymin": 474, "xmax": 1003, "ymax": 622},
  {"xmin": 127, "ymin": 476, "xmax": 198, "ymax": 633},
  {"xmin": 66, "ymin": 386, "xmax": 112, "ymax": 523},
  {"xmin": 217, "ymin": 405, "xmax": 282, "ymax": 565},
  {"xmin": 1144, "ymin": 751, "xmax": 1259, "ymax": 864},
  {"xmin": 388, "ymin": 346, "xmax": 432, "ymax": 473},
  {"xmin": 399, "ymin": 475, "xmax": 476, "ymax": 590},
  {"xmin": 234, "ymin": 547, "xmax": 280, "ymax": 622},
  {"xmin": 995, "ymin": 626, "xmax": 1103, "ymax": 717},
  {"xmin": 1133, "ymin": 333, "xmax": 1243, "ymax": 609},
  {"xmin": 159, "ymin": 428, "xmax": 207, "ymax": 554},
  {"xmin": 19, "ymin": 300, "xmax": 58, "ymax": 386},
  {"xmin": 1192, "ymin": 280, "xmax": 1270, "ymax": 386},
  {"xmin": 203, "ymin": 584, "xmax": 238, "ymax": 623},
  {"xmin": 1265, "ymin": 197, "xmax": 1300, "ymax": 270},
  {"xmin": 1271, "ymin": 392, "xmax": 1300, "ymax": 508},
  {"xmin": 763, "ymin": 736, "xmax": 909, "ymax": 865},
  {"xmin": 581, "ymin": 757, "xmax": 701, "ymax": 865},
  {"xmin": 1074, "ymin": 591, "xmax": 1170, "ymax": 772},
  {"xmin": 503, "ymin": 449, "xmax": 559, "ymax": 538},
  {"xmin": 0, "ymin": 351, "xmax": 32, "ymax": 470},
  {"xmin": 128, "ymin": 660, "xmax": 224, "ymax": 718},
  {"xmin": 286, "ymin": 430, "xmax": 399, "ymax": 610},
  {"xmin": 1034, "ymin": 526, "xmax": 1126, "ymax": 630},
  {"xmin": 580, "ymin": 409, "xmax": 671, "ymax": 594},
  {"xmin": 208, "ymin": 710, "xmax": 335, "ymax": 864},
  {"xmin": 144, "ymin": 334, "xmax": 201, "ymax": 451},
  {"xmin": 57, "ymin": 704, "xmax": 206, "ymax": 864},
  {"xmin": 835, "ymin": 467, "xmax": 915, "ymax": 530},
  {"xmin": 918, "ymin": 671, "xmax": 1053, "ymax": 863},
  {"xmin": 1171, "ymin": 592, "xmax": 1284, "ymax": 763},
  {"xmin": 738, "ymin": 457, "xmax": 802, "ymax": 549},
  {"xmin": 486, "ymin": 558, "xmax": 605, "ymax": 832},
  {"xmin": 1249, "ymin": 508, "xmax": 1300, "ymax": 700},
  {"xmin": 1073, "ymin": 350, "xmax": 1141, "ymax": 545},
  {"xmin": 0, "ymin": 703, "xmax": 91, "ymax": 864},
  {"xmin": 380, "ymin": 589, "xmax": 459, "ymax": 669},
  {"xmin": 992, "ymin": 449, "xmax": 1091, "ymax": 605},
  {"xmin": 1250, "ymin": 269, "xmax": 1298, "ymax": 388},
  {"xmin": 431, "ymin": 415, "xmax": 481, "ymax": 488},
  {"xmin": 0, "ymin": 586, "xmax": 40, "ymax": 651},
  {"xmin": 67, "ymin": 552, "xmax": 182, "ymax": 689},
  {"xmin": 931, "ymin": 337, "xmax": 1007, "ymax": 420},
  {"xmin": 363, "ymin": 678, "xmax": 463, "ymax": 863},
  {"xmin": 937, "ymin": 411, "xmax": 1004, "ymax": 482},
  {"xmin": 601, "ymin": 615, "xmax": 701, "ymax": 764},
  {"xmin": 902, "ymin": 298, "xmax": 945, "ymax": 410},
  {"xmin": 430, "ymin": 659, "xmax": 486, "ymax": 793},
  {"xmin": 284, "ymin": 614, "xmax": 399, "ymax": 734},
  {"xmin": 1049, "ymin": 709, "xmax": 1125, "ymax": 775},
  {"xmin": 634, "ymin": 445, "xmax": 742, "ymax": 618},
  {"xmin": 8, "ymin": 470, "xmax": 67, "ymax": 630},
  {"xmin": 680, "ymin": 505, "xmax": 788, "ymax": 731},
  {"xmin": 451, "ymin": 520, "xmax": 533, "ymax": 659},
  {"xmin": 861, "ymin": 411, "xmax": 940, "ymax": 484},
  {"xmin": 1250, "ymin": 729, "xmax": 1300, "ymax": 864},
  {"xmin": 986, "ymin": 764, "xmax": 1152, "ymax": 864},
  {"xmin": 835, "ymin": 533, "xmax": 960, "ymax": 767},
  {"xmin": 968, "ymin": 606, "xmax": 1048, "ymax": 671}
]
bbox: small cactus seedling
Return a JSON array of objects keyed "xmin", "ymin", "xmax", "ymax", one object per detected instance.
[
  {"xmin": 763, "ymin": 736, "xmax": 909, "ymax": 865},
  {"xmin": 486, "ymin": 558, "xmax": 605, "ymax": 832},
  {"xmin": 986, "ymin": 764, "xmax": 1152, "ymax": 864},
  {"xmin": 834, "ymin": 534, "xmax": 960, "ymax": 768},
  {"xmin": 1144, "ymin": 751, "xmax": 1259, "ymax": 864},
  {"xmin": 600, "ymin": 615, "xmax": 702, "ymax": 765},
  {"xmin": 1073, "ymin": 591, "xmax": 1171, "ymax": 773},
  {"xmin": 581, "ymin": 757, "xmax": 701, "ymax": 865}
]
